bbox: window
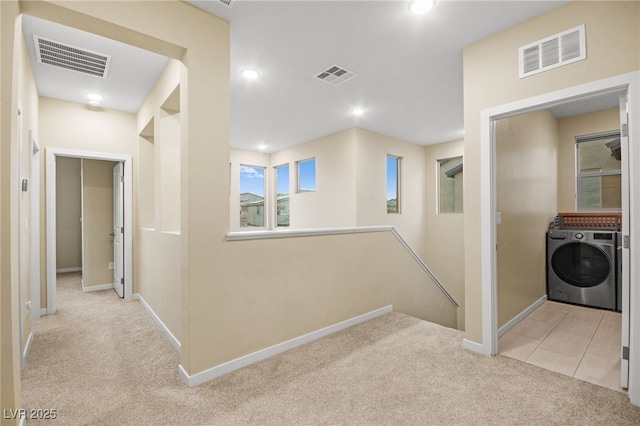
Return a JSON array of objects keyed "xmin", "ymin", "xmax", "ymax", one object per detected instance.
[
  {"xmin": 297, "ymin": 158, "xmax": 316, "ymax": 193},
  {"xmin": 387, "ymin": 155, "xmax": 401, "ymax": 213},
  {"xmin": 438, "ymin": 156, "xmax": 463, "ymax": 213},
  {"xmin": 239, "ymin": 165, "xmax": 265, "ymax": 227},
  {"xmin": 275, "ymin": 164, "xmax": 290, "ymax": 227},
  {"xmin": 576, "ymin": 131, "xmax": 621, "ymax": 211}
]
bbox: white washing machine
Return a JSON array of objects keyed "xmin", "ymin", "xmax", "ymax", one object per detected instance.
[{"xmin": 547, "ymin": 229, "xmax": 617, "ymax": 310}]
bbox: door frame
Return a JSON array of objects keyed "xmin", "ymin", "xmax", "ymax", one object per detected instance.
[
  {"xmin": 46, "ymin": 148, "xmax": 133, "ymax": 312},
  {"xmin": 478, "ymin": 71, "xmax": 640, "ymax": 405},
  {"xmin": 30, "ymin": 131, "xmax": 41, "ymax": 319}
]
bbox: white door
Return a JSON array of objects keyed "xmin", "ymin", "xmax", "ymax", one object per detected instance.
[
  {"xmin": 113, "ymin": 162, "xmax": 124, "ymax": 298},
  {"xmin": 619, "ymin": 93, "xmax": 630, "ymax": 388}
]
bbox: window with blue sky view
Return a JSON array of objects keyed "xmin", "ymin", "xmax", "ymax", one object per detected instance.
[
  {"xmin": 239, "ymin": 165, "xmax": 265, "ymax": 227},
  {"xmin": 387, "ymin": 155, "xmax": 400, "ymax": 213},
  {"xmin": 297, "ymin": 158, "xmax": 316, "ymax": 192},
  {"xmin": 275, "ymin": 164, "xmax": 290, "ymax": 226}
]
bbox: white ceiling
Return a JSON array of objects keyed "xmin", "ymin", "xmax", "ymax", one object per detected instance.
[
  {"xmin": 22, "ymin": 1, "xmax": 592, "ymax": 153},
  {"xmin": 21, "ymin": 14, "xmax": 170, "ymax": 113}
]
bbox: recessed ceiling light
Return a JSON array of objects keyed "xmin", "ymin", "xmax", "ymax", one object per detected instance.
[
  {"xmin": 241, "ymin": 68, "xmax": 260, "ymax": 80},
  {"xmin": 258, "ymin": 144, "xmax": 268, "ymax": 151},
  {"xmin": 408, "ymin": 0, "xmax": 435, "ymax": 15},
  {"xmin": 86, "ymin": 92, "xmax": 103, "ymax": 102},
  {"xmin": 351, "ymin": 107, "xmax": 366, "ymax": 116}
]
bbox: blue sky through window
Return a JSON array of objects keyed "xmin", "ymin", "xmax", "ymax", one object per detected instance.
[
  {"xmin": 276, "ymin": 164, "xmax": 289, "ymax": 195},
  {"xmin": 298, "ymin": 158, "xmax": 316, "ymax": 192},
  {"xmin": 240, "ymin": 165, "xmax": 265, "ymax": 197},
  {"xmin": 387, "ymin": 155, "xmax": 398, "ymax": 201}
]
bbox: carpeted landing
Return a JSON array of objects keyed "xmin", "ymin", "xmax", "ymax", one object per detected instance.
[{"xmin": 21, "ymin": 272, "xmax": 640, "ymax": 425}]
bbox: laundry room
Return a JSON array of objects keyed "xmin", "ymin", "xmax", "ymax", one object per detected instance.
[{"xmin": 494, "ymin": 92, "xmax": 626, "ymax": 391}]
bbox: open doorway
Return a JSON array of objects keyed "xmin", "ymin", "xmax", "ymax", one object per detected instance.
[
  {"xmin": 46, "ymin": 149, "xmax": 133, "ymax": 313},
  {"xmin": 479, "ymin": 71, "xmax": 640, "ymax": 405},
  {"xmin": 493, "ymin": 96, "xmax": 625, "ymax": 391}
]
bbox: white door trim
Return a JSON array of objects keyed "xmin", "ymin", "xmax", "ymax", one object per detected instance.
[
  {"xmin": 46, "ymin": 148, "xmax": 133, "ymax": 313},
  {"xmin": 29, "ymin": 131, "xmax": 41, "ymax": 320},
  {"xmin": 478, "ymin": 71, "xmax": 640, "ymax": 406}
]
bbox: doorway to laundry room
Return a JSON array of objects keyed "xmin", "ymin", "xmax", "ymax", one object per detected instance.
[{"xmin": 493, "ymin": 91, "xmax": 630, "ymax": 392}]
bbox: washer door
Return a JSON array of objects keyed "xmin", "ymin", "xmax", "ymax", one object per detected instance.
[{"xmin": 551, "ymin": 242, "xmax": 611, "ymax": 288}]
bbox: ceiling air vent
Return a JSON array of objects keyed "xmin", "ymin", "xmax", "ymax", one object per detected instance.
[
  {"xmin": 315, "ymin": 65, "xmax": 357, "ymax": 86},
  {"xmin": 519, "ymin": 25, "xmax": 586, "ymax": 79},
  {"xmin": 34, "ymin": 35, "xmax": 111, "ymax": 78},
  {"xmin": 218, "ymin": 0, "xmax": 239, "ymax": 8}
]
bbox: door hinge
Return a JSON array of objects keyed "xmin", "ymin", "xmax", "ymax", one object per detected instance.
[
  {"xmin": 623, "ymin": 235, "xmax": 630, "ymax": 249},
  {"xmin": 623, "ymin": 346, "xmax": 629, "ymax": 361},
  {"xmin": 120, "ymin": 277, "xmax": 124, "ymax": 285},
  {"xmin": 621, "ymin": 123, "xmax": 628, "ymax": 138},
  {"xmin": 120, "ymin": 176, "xmax": 124, "ymax": 183},
  {"xmin": 121, "ymin": 226, "xmax": 124, "ymax": 234}
]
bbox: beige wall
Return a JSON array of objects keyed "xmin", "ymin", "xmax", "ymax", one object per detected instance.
[
  {"xmin": 55, "ymin": 157, "xmax": 81, "ymax": 270},
  {"xmin": 206, "ymin": 230, "xmax": 457, "ymax": 371},
  {"xmin": 17, "ymin": 17, "xmax": 39, "ymax": 363},
  {"xmin": 424, "ymin": 139, "xmax": 465, "ymax": 330},
  {"xmin": 2, "ymin": 0, "xmax": 26, "ymax": 417},
  {"xmin": 82, "ymin": 159, "xmax": 117, "ymax": 288},
  {"xmin": 137, "ymin": 59, "xmax": 181, "ymax": 343},
  {"xmin": 354, "ymin": 128, "xmax": 428, "ymax": 255},
  {"xmin": 270, "ymin": 128, "xmax": 358, "ymax": 230},
  {"xmin": 495, "ymin": 110, "xmax": 559, "ymax": 327},
  {"xmin": 463, "ymin": 1, "xmax": 640, "ymax": 344},
  {"xmin": 557, "ymin": 108, "xmax": 621, "ymax": 212},
  {"xmin": 233, "ymin": 127, "xmax": 435, "ymax": 254}
]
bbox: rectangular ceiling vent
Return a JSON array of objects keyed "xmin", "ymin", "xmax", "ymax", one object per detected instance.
[
  {"xmin": 218, "ymin": 0, "xmax": 239, "ymax": 8},
  {"xmin": 315, "ymin": 65, "xmax": 357, "ymax": 87},
  {"xmin": 34, "ymin": 35, "xmax": 111, "ymax": 79},
  {"xmin": 519, "ymin": 24, "xmax": 586, "ymax": 79}
]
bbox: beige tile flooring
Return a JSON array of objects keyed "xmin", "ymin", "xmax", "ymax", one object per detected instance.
[{"xmin": 499, "ymin": 301, "xmax": 624, "ymax": 392}]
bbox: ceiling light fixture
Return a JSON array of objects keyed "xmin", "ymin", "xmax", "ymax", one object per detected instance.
[
  {"xmin": 86, "ymin": 92, "xmax": 103, "ymax": 102},
  {"xmin": 241, "ymin": 68, "xmax": 260, "ymax": 80},
  {"xmin": 408, "ymin": 0, "xmax": 436, "ymax": 15},
  {"xmin": 351, "ymin": 107, "xmax": 366, "ymax": 116},
  {"xmin": 258, "ymin": 144, "xmax": 268, "ymax": 151}
]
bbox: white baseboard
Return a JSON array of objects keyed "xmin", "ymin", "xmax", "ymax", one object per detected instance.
[
  {"xmin": 56, "ymin": 267, "xmax": 82, "ymax": 273},
  {"xmin": 82, "ymin": 283, "xmax": 114, "ymax": 293},
  {"xmin": 134, "ymin": 294, "xmax": 181, "ymax": 352},
  {"xmin": 179, "ymin": 305, "xmax": 394, "ymax": 388},
  {"xmin": 498, "ymin": 295, "xmax": 547, "ymax": 337},
  {"xmin": 462, "ymin": 338, "xmax": 492, "ymax": 356},
  {"xmin": 23, "ymin": 332, "xmax": 33, "ymax": 362}
]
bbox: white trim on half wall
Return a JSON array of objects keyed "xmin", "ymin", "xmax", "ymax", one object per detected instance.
[{"xmin": 179, "ymin": 305, "xmax": 393, "ymax": 388}]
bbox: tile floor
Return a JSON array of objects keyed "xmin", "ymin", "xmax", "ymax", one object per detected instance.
[{"xmin": 499, "ymin": 300, "xmax": 624, "ymax": 392}]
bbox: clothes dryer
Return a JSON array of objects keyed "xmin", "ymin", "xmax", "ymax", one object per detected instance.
[{"xmin": 547, "ymin": 229, "xmax": 616, "ymax": 310}]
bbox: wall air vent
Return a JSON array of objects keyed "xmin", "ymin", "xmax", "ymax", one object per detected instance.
[
  {"xmin": 218, "ymin": 0, "xmax": 239, "ymax": 8},
  {"xmin": 519, "ymin": 25, "xmax": 586, "ymax": 79},
  {"xmin": 315, "ymin": 65, "xmax": 357, "ymax": 86},
  {"xmin": 34, "ymin": 35, "xmax": 111, "ymax": 78}
]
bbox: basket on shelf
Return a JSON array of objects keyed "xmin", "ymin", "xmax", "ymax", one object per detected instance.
[{"xmin": 554, "ymin": 212, "xmax": 622, "ymax": 231}]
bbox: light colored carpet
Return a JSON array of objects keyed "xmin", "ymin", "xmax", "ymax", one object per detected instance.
[{"xmin": 21, "ymin": 272, "xmax": 640, "ymax": 425}]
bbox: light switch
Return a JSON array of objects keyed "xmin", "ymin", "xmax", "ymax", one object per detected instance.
[{"xmin": 496, "ymin": 212, "xmax": 502, "ymax": 225}]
